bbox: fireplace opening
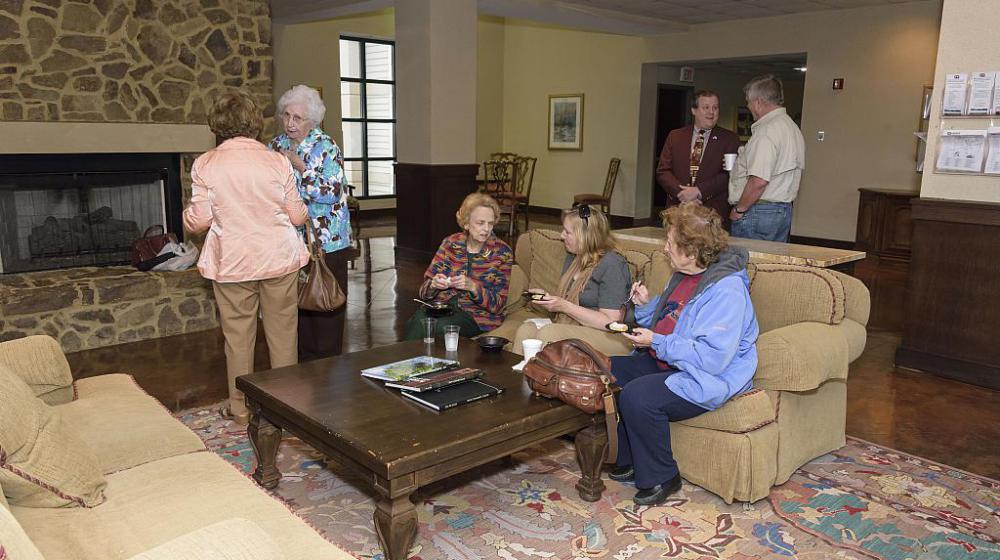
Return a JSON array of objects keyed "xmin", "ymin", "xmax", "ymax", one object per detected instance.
[{"xmin": 0, "ymin": 154, "xmax": 184, "ymax": 274}]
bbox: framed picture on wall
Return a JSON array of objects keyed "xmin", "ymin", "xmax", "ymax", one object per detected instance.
[
  {"xmin": 734, "ymin": 106, "xmax": 753, "ymax": 143},
  {"xmin": 548, "ymin": 94, "xmax": 584, "ymax": 150}
]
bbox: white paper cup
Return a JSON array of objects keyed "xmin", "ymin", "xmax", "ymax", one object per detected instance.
[
  {"xmin": 723, "ymin": 153, "xmax": 737, "ymax": 171},
  {"xmin": 522, "ymin": 338, "xmax": 544, "ymax": 360}
]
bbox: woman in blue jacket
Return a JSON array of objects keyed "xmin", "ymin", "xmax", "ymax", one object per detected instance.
[{"xmin": 610, "ymin": 203, "xmax": 759, "ymax": 506}]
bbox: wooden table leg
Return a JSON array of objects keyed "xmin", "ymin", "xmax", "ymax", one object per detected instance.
[
  {"xmin": 373, "ymin": 491, "xmax": 417, "ymax": 560},
  {"xmin": 574, "ymin": 423, "xmax": 608, "ymax": 502},
  {"xmin": 247, "ymin": 401, "xmax": 282, "ymax": 489}
]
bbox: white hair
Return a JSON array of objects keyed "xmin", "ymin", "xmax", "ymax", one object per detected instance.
[{"xmin": 276, "ymin": 84, "xmax": 326, "ymax": 126}]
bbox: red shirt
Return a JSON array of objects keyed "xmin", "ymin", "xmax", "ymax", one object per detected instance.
[{"xmin": 649, "ymin": 273, "xmax": 702, "ymax": 368}]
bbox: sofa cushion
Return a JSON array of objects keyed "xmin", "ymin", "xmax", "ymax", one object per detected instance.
[
  {"xmin": 754, "ymin": 322, "xmax": 850, "ymax": 391},
  {"xmin": 12, "ymin": 452, "xmax": 355, "ymax": 560},
  {"xmin": 0, "ymin": 335, "xmax": 74, "ymax": 405},
  {"xmin": 675, "ymin": 388, "xmax": 775, "ymax": 433},
  {"xmin": 748, "ymin": 263, "xmax": 846, "ymax": 333},
  {"xmin": 0, "ymin": 504, "xmax": 45, "ymax": 560},
  {"xmin": 643, "ymin": 249, "xmax": 674, "ymax": 296},
  {"xmin": 521, "ymin": 229, "xmax": 566, "ymax": 294},
  {"xmin": 61, "ymin": 374, "xmax": 207, "ymax": 474},
  {"xmin": 0, "ymin": 365, "xmax": 107, "ymax": 508},
  {"xmin": 126, "ymin": 519, "xmax": 286, "ymax": 560}
]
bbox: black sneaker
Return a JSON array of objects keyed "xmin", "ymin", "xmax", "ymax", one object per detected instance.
[
  {"xmin": 608, "ymin": 464, "xmax": 635, "ymax": 482},
  {"xmin": 633, "ymin": 474, "xmax": 682, "ymax": 506}
]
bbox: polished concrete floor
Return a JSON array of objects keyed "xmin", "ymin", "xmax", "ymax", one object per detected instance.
[{"xmin": 66, "ymin": 230, "xmax": 1000, "ymax": 480}]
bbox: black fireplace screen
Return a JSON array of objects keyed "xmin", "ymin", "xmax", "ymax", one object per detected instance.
[{"xmin": 0, "ymin": 154, "xmax": 183, "ymax": 274}]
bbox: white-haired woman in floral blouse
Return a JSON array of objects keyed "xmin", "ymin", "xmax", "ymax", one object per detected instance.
[{"xmin": 270, "ymin": 85, "xmax": 355, "ymax": 361}]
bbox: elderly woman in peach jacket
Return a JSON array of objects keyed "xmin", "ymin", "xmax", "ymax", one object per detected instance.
[{"xmin": 183, "ymin": 92, "xmax": 309, "ymax": 424}]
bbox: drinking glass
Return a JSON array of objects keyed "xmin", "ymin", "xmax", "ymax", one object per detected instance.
[
  {"xmin": 444, "ymin": 325, "xmax": 460, "ymax": 352},
  {"xmin": 422, "ymin": 317, "xmax": 437, "ymax": 344}
]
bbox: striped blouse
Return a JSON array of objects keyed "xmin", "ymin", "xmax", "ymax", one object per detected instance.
[{"xmin": 419, "ymin": 233, "xmax": 514, "ymax": 331}]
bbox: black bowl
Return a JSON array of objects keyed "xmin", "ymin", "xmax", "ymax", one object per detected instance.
[
  {"xmin": 424, "ymin": 302, "xmax": 453, "ymax": 317},
  {"xmin": 477, "ymin": 336, "xmax": 509, "ymax": 353}
]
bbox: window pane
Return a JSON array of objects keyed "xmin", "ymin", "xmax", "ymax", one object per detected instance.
[
  {"xmin": 342, "ymin": 122, "xmax": 363, "ymax": 158},
  {"xmin": 344, "ymin": 160, "xmax": 364, "ymax": 193},
  {"xmin": 368, "ymin": 161, "xmax": 395, "ymax": 196},
  {"xmin": 366, "ymin": 123, "xmax": 394, "ymax": 158},
  {"xmin": 340, "ymin": 82, "xmax": 361, "ymax": 118},
  {"xmin": 366, "ymin": 83, "xmax": 393, "ymax": 119},
  {"xmin": 339, "ymin": 39, "xmax": 361, "ymax": 79},
  {"xmin": 365, "ymin": 43, "xmax": 393, "ymax": 80}
]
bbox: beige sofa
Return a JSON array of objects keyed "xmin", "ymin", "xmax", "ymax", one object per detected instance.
[
  {"xmin": 490, "ymin": 229, "xmax": 870, "ymax": 503},
  {"xmin": 0, "ymin": 335, "xmax": 353, "ymax": 560}
]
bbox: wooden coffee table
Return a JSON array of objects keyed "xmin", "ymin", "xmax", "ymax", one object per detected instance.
[{"xmin": 236, "ymin": 339, "xmax": 609, "ymax": 560}]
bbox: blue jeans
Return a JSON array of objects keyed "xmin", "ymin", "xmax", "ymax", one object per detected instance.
[
  {"xmin": 730, "ymin": 202, "xmax": 792, "ymax": 242},
  {"xmin": 611, "ymin": 353, "xmax": 708, "ymax": 489}
]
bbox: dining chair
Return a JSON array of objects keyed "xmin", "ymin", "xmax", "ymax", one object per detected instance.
[{"xmin": 573, "ymin": 157, "xmax": 621, "ymax": 215}]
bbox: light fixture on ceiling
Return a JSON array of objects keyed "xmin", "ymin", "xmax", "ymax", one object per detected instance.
[{"xmin": 794, "ymin": 66, "xmax": 807, "ymax": 72}]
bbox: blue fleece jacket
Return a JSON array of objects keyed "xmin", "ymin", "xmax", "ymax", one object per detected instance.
[{"xmin": 634, "ymin": 247, "xmax": 759, "ymax": 410}]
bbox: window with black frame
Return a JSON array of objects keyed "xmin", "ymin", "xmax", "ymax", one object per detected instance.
[{"xmin": 340, "ymin": 36, "xmax": 396, "ymax": 198}]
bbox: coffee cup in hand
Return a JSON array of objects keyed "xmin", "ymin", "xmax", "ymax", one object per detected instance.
[{"xmin": 723, "ymin": 153, "xmax": 737, "ymax": 171}]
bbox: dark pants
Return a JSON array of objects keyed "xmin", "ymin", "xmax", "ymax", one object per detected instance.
[
  {"xmin": 298, "ymin": 248, "xmax": 349, "ymax": 362},
  {"xmin": 403, "ymin": 299, "xmax": 482, "ymax": 340},
  {"xmin": 612, "ymin": 353, "xmax": 708, "ymax": 489}
]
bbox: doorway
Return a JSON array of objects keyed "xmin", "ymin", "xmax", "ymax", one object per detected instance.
[{"xmin": 651, "ymin": 85, "xmax": 693, "ymax": 215}]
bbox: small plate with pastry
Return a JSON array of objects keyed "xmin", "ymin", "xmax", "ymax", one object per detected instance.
[{"xmin": 605, "ymin": 321, "xmax": 637, "ymax": 335}]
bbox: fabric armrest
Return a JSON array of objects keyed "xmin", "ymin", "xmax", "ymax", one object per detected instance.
[
  {"xmin": 754, "ymin": 322, "xmax": 849, "ymax": 392},
  {"xmin": 126, "ymin": 519, "xmax": 286, "ymax": 560},
  {"xmin": 0, "ymin": 335, "xmax": 74, "ymax": 404},
  {"xmin": 505, "ymin": 264, "xmax": 528, "ymax": 313}
]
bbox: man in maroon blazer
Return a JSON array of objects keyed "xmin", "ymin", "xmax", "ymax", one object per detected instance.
[{"xmin": 656, "ymin": 90, "xmax": 741, "ymax": 228}]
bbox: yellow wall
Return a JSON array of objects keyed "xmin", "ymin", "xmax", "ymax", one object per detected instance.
[
  {"xmin": 477, "ymin": 16, "xmax": 506, "ymax": 165},
  {"xmin": 641, "ymin": 2, "xmax": 941, "ymax": 240},
  {"xmin": 919, "ymin": 0, "xmax": 1000, "ymax": 202},
  {"xmin": 500, "ymin": 20, "xmax": 645, "ymax": 214}
]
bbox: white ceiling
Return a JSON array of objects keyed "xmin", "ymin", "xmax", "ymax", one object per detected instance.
[{"xmin": 272, "ymin": 0, "xmax": 932, "ymax": 35}]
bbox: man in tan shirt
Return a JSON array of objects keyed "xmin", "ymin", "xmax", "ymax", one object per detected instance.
[{"xmin": 728, "ymin": 74, "xmax": 805, "ymax": 242}]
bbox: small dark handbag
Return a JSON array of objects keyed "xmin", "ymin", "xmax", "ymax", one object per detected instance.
[
  {"xmin": 131, "ymin": 225, "xmax": 177, "ymax": 267},
  {"xmin": 298, "ymin": 221, "xmax": 346, "ymax": 312},
  {"xmin": 522, "ymin": 339, "xmax": 619, "ymax": 461}
]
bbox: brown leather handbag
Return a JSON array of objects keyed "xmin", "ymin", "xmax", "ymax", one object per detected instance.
[
  {"xmin": 523, "ymin": 339, "xmax": 619, "ymax": 462},
  {"xmin": 298, "ymin": 221, "xmax": 346, "ymax": 312},
  {"xmin": 131, "ymin": 225, "xmax": 177, "ymax": 267}
]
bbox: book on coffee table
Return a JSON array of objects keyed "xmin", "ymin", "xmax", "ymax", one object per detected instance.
[
  {"xmin": 384, "ymin": 367, "xmax": 483, "ymax": 392},
  {"xmin": 400, "ymin": 380, "xmax": 503, "ymax": 411},
  {"xmin": 360, "ymin": 355, "xmax": 459, "ymax": 382}
]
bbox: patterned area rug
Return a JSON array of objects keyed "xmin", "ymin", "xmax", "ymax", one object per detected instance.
[{"xmin": 176, "ymin": 406, "xmax": 999, "ymax": 560}]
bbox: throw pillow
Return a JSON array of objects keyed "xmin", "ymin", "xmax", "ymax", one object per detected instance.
[{"xmin": 0, "ymin": 364, "xmax": 107, "ymax": 508}]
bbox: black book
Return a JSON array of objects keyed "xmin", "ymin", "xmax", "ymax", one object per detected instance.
[{"xmin": 401, "ymin": 380, "xmax": 503, "ymax": 411}]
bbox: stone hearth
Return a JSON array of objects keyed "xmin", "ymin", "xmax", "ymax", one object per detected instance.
[{"xmin": 0, "ymin": 266, "xmax": 217, "ymax": 353}]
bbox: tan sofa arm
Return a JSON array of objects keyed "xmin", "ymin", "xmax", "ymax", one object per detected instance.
[
  {"xmin": 754, "ymin": 322, "xmax": 850, "ymax": 392},
  {"xmin": 0, "ymin": 335, "xmax": 74, "ymax": 405},
  {"xmin": 126, "ymin": 519, "xmax": 285, "ymax": 560},
  {"xmin": 504, "ymin": 264, "xmax": 529, "ymax": 314}
]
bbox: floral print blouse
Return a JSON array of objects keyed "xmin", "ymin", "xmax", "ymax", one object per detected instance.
[{"xmin": 269, "ymin": 128, "xmax": 352, "ymax": 254}]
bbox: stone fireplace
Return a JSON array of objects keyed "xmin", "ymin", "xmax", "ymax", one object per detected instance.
[
  {"xmin": 0, "ymin": 153, "xmax": 184, "ymax": 274},
  {"xmin": 0, "ymin": 0, "xmax": 273, "ymax": 352}
]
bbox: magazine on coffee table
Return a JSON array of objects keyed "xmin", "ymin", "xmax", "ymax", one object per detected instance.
[
  {"xmin": 360, "ymin": 355, "xmax": 460, "ymax": 382},
  {"xmin": 384, "ymin": 367, "xmax": 483, "ymax": 392}
]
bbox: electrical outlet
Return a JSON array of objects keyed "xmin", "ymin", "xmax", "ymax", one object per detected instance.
[{"xmin": 817, "ymin": 130, "xmax": 825, "ymax": 142}]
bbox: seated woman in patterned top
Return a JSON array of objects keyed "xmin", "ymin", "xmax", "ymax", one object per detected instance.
[{"xmin": 404, "ymin": 193, "xmax": 514, "ymax": 339}]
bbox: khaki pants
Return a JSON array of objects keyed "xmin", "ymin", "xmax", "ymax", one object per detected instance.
[{"xmin": 213, "ymin": 271, "xmax": 299, "ymax": 416}]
